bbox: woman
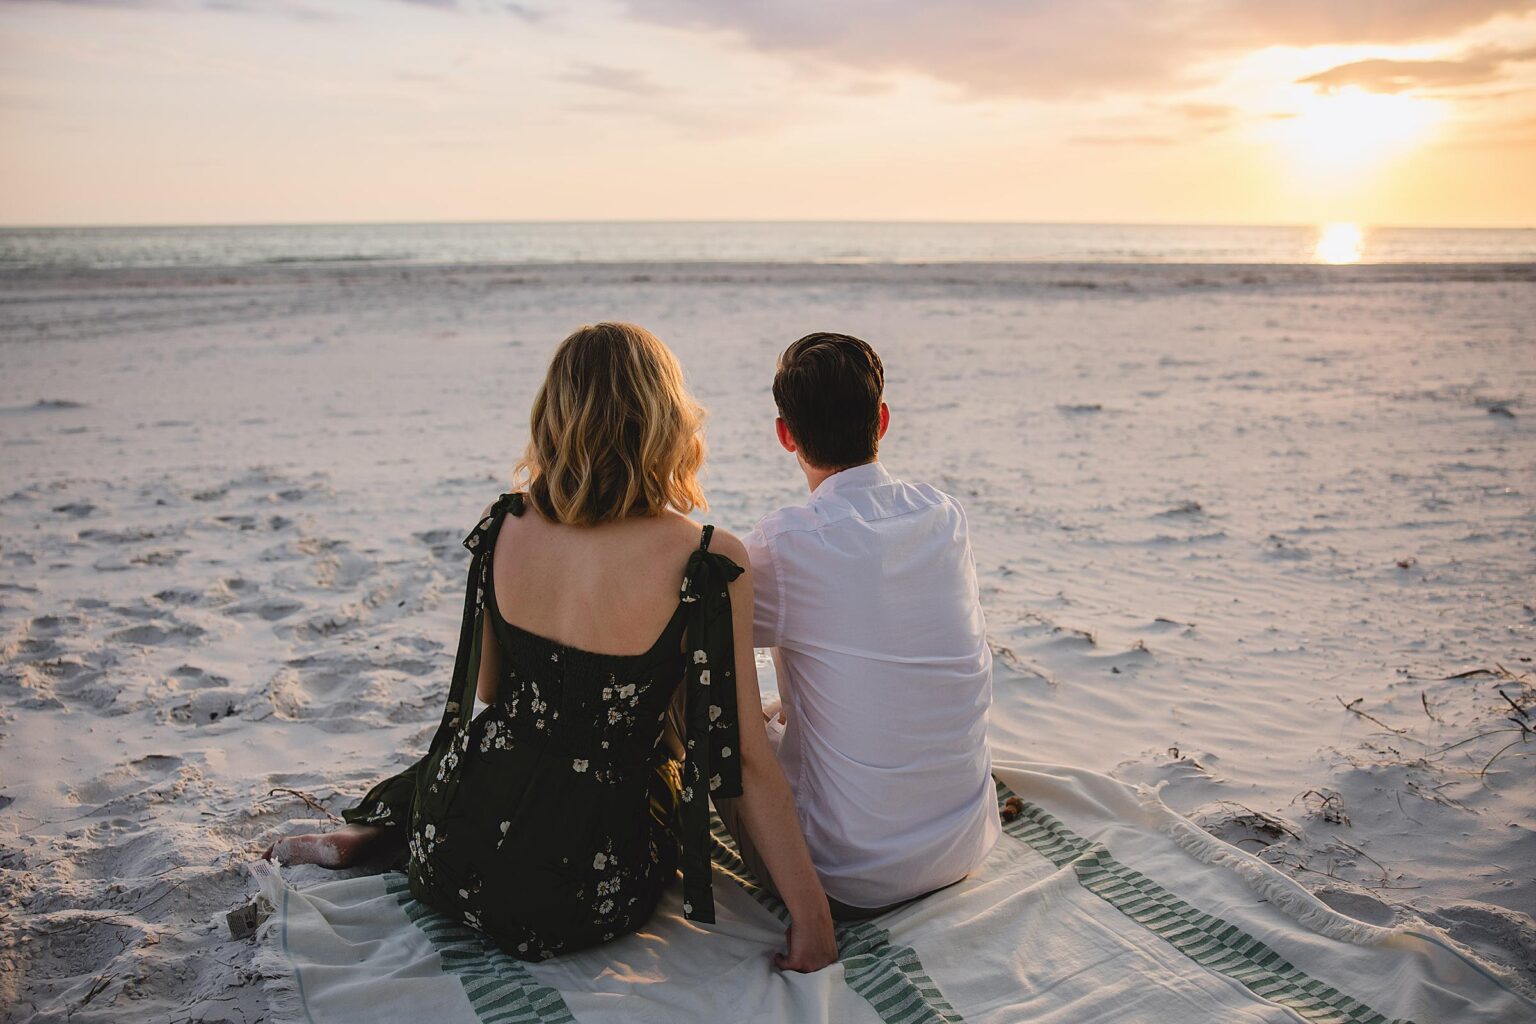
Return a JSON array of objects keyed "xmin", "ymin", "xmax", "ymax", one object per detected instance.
[{"xmin": 268, "ymin": 322, "xmax": 837, "ymax": 972}]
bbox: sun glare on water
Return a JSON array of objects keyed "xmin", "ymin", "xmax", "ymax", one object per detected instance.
[{"xmin": 1315, "ymin": 222, "xmax": 1363, "ymax": 264}]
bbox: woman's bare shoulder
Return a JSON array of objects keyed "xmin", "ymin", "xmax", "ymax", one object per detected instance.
[
  {"xmin": 643, "ymin": 509, "xmax": 705, "ymax": 552},
  {"xmin": 647, "ymin": 511, "xmax": 748, "ymax": 557}
]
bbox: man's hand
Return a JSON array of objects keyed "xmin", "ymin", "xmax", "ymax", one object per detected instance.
[{"xmin": 773, "ymin": 915, "xmax": 838, "ymax": 973}]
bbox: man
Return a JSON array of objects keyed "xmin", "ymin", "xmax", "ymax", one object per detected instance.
[{"xmin": 721, "ymin": 331, "xmax": 999, "ymax": 921}]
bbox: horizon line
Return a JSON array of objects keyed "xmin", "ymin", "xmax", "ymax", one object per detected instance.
[{"xmin": 3, "ymin": 217, "xmax": 1533, "ymax": 232}]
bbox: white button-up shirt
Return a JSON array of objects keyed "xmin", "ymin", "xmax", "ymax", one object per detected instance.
[{"xmin": 745, "ymin": 461, "xmax": 999, "ymax": 909}]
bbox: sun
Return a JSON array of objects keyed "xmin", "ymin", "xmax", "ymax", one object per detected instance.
[
  {"xmin": 1269, "ymin": 86, "xmax": 1441, "ymax": 174},
  {"xmin": 1314, "ymin": 222, "xmax": 1363, "ymax": 264}
]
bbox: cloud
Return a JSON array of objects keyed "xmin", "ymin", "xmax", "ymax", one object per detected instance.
[
  {"xmin": 619, "ymin": 0, "xmax": 1206, "ymax": 99},
  {"xmin": 2, "ymin": 0, "xmax": 344, "ymax": 21},
  {"xmin": 563, "ymin": 63, "xmax": 669, "ymax": 96},
  {"xmin": 393, "ymin": 0, "xmax": 542, "ymax": 18},
  {"xmin": 3, "ymin": 0, "xmax": 161, "ymax": 6},
  {"xmin": 6, "ymin": 0, "xmax": 543, "ymax": 17},
  {"xmin": 1298, "ymin": 45, "xmax": 1536, "ymax": 93},
  {"xmin": 1070, "ymin": 133, "xmax": 1178, "ymax": 146},
  {"xmin": 1166, "ymin": 101, "xmax": 1238, "ymax": 123},
  {"xmin": 561, "ymin": 97, "xmax": 801, "ymax": 140},
  {"xmin": 1067, "ymin": 101, "xmax": 1239, "ymax": 148},
  {"xmin": 617, "ymin": 0, "xmax": 1531, "ymax": 98},
  {"xmin": 1220, "ymin": 1, "xmax": 1529, "ymax": 47}
]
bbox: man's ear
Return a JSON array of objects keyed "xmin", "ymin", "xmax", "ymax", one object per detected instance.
[
  {"xmin": 877, "ymin": 402, "xmax": 890, "ymax": 441},
  {"xmin": 775, "ymin": 417, "xmax": 798, "ymax": 455}
]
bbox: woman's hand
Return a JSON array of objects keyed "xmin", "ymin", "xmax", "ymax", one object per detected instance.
[{"xmin": 773, "ymin": 911, "xmax": 838, "ymax": 973}]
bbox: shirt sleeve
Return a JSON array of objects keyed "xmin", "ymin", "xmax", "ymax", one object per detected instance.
[
  {"xmin": 952, "ymin": 495, "xmax": 983, "ymax": 604},
  {"xmin": 744, "ymin": 519, "xmax": 783, "ymax": 649}
]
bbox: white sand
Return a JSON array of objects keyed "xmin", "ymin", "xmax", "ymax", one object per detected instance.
[{"xmin": 1, "ymin": 261, "xmax": 1533, "ymax": 1021}]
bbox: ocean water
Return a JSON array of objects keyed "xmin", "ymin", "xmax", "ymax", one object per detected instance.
[{"xmin": 0, "ymin": 221, "xmax": 1532, "ymax": 270}]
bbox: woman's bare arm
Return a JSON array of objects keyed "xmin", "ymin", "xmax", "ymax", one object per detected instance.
[
  {"xmin": 712, "ymin": 529, "xmax": 837, "ymax": 972},
  {"xmin": 475, "ymin": 610, "xmax": 500, "ymax": 705},
  {"xmin": 475, "ymin": 500, "xmax": 503, "ymax": 705}
]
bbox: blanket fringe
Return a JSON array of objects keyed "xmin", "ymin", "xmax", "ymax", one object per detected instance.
[
  {"xmin": 246, "ymin": 858, "xmax": 308, "ymax": 1024},
  {"xmin": 1134, "ymin": 783, "xmax": 1396, "ymax": 947},
  {"xmin": 1135, "ymin": 784, "xmax": 1536, "ymax": 1005},
  {"xmin": 251, "ymin": 943, "xmax": 308, "ymax": 1024}
]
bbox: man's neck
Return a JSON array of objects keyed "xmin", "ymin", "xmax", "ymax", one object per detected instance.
[{"xmin": 800, "ymin": 457, "xmax": 877, "ymax": 494}]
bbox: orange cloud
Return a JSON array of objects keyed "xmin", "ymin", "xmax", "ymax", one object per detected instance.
[
  {"xmin": 618, "ymin": 0, "xmax": 1531, "ymax": 97},
  {"xmin": 1298, "ymin": 46, "xmax": 1536, "ymax": 94}
]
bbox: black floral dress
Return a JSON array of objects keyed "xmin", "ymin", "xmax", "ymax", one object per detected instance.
[{"xmin": 341, "ymin": 492, "xmax": 745, "ymax": 961}]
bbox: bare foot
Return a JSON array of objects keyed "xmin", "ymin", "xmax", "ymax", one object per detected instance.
[{"xmin": 263, "ymin": 823, "xmax": 403, "ymax": 868}]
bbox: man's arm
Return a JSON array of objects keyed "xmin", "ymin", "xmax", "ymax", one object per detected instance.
[
  {"xmin": 743, "ymin": 520, "xmax": 784, "ymax": 649},
  {"xmin": 744, "ymin": 521, "xmax": 793, "ymax": 728}
]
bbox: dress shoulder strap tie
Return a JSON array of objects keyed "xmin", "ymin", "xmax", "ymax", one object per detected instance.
[
  {"xmin": 424, "ymin": 492, "xmax": 519, "ymax": 776},
  {"xmin": 676, "ymin": 526, "xmax": 744, "ymax": 924}
]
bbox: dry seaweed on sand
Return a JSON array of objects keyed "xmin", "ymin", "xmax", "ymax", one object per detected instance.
[
  {"xmin": 1295, "ymin": 788, "xmax": 1351, "ymax": 827},
  {"xmin": 1336, "ymin": 695, "xmax": 1408, "ymax": 736},
  {"xmin": 267, "ymin": 787, "xmax": 342, "ymax": 823}
]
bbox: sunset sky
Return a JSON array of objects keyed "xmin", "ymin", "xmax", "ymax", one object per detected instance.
[{"xmin": 2, "ymin": 0, "xmax": 1533, "ymax": 227}]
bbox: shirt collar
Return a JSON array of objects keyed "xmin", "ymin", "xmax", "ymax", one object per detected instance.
[{"xmin": 811, "ymin": 460, "xmax": 893, "ymax": 500}]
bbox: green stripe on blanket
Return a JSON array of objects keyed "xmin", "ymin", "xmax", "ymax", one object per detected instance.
[
  {"xmin": 380, "ymin": 793, "xmax": 1409, "ymax": 1024},
  {"xmin": 995, "ymin": 782, "xmax": 1413, "ymax": 1024},
  {"xmin": 384, "ymin": 875, "xmax": 576, "ymax": 1024},
  {"xmin": 708, "ymin": 817, "xmax": 965, "ymax": 1024},
  {"xmin": 382, "ymin": 819, "xmax": 964, "ymax": 1024}
]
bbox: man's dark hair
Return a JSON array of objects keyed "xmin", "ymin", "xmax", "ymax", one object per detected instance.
[{"xmin": 772, "ymin": 332, "xmax": 885, "ymax": 470}]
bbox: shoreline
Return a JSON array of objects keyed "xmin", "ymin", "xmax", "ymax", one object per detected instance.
[{"xmin": 5, "ymin": 258, "xmax": 1536, "ymax": 279}]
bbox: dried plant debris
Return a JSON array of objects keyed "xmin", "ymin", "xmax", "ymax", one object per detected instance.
[{"xmin": 1296, "ymin": 788, "xmax": 1351, "ymax": 826}]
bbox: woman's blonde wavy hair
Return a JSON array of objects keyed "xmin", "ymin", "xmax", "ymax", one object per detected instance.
[{"xmin": 515, "ymin": 322, "xmax": 707, "ymax": 526}]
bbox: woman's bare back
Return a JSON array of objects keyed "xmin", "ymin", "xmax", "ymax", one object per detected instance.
[{"xmin": 489, "ymin": 504, "xmax": 704, "ymax": 657}]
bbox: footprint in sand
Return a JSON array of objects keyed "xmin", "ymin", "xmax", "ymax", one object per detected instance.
[
  {"xmin": 110, "ymin": 622, "xmax": 206, "ymax": 646},
  {"xmin": 26, "ymin": 613, "xmax": 85, "ymax": 638},
  {"xmin": 79, "ymin": 525, "xmax": 180, "ymax": 544},
  {"xmin": 396, "ymin": 633, "xmax": 445, "ymax": 655},
  {"xmin": 226, "ymin": 595, "xmax": 306, "ymax": 621},
  {"xmin": 51, "ymin": 501, "xmax": 96, "ymax": 517},
  {"xmin": 308, "ymin": 544, "xmax": 375, "ymax": 591},
  {"xmin": 60, "ymin": 820, "xmax": 171, "ymax": 881},
  {"xmin": 414, "ymin": 527, "xmax": 465, "ymax": 560},
  {"xmin": 46, "ymin": 660, "xmax": 115, "ymax": 708},
  {"xmin": 9, "ymin": 614, "xmax": 83, "ymax": 662},
  {"xmin": 152, "ymin": 586, "xmax": 205, "ymax": 606},
  {"xmin": 68, "ymin": 754, "xmax": 186, "ymax": 808},
  {"xmin": 167, "ymin": 664, "xmax": 230, "ymax": 689},
  {"xmin": 109, "ymin": 600, "xmax": 163, "ymax": 621},
  {"xmin": 11, "ymin": 635, "xmax": 59, "ymax": 659},
  {"xmin": 265, "ymin": 650, "xmax": 439, "ymax": 730},
  {"xmin": 166, "ymin": 688, "xmax": 244, "ymax": 725},
  {"xmin": 282, "ymin": 612, "xmax": 362, "ymax": 641},
  {"xmin": 214, "ymin": 514, "xmax": 258, "ymax": 531},
  {"xmin": 2, "ymin": 663, "xmax": 64, "ymax": 710},
  {"xmin": 154, "ymin": 666, "xmax": 242, "ymax": 725}
]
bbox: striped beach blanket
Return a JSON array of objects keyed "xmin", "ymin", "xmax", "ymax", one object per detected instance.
[{"xmin": 250, "ymin": 760, "xmax": 1533, "ymax": 1024}]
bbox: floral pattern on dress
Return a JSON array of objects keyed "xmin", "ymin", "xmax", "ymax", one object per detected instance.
[{"xmin": 341, "ymin": 494, "xmax": 745, "ymax": 961}]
